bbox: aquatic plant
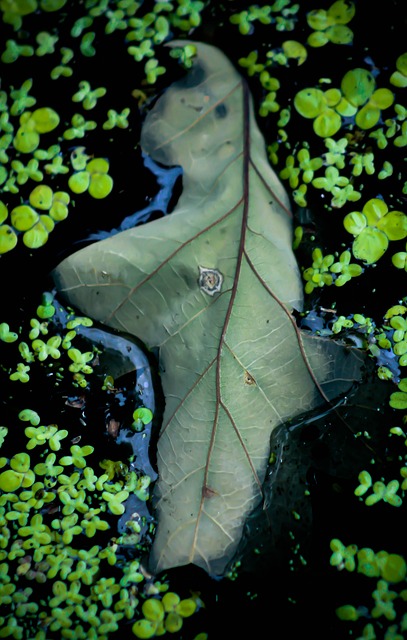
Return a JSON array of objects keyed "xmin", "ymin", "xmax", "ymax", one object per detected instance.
[
  {"xmin": 0, "ymin": 0, "xmax": 405, "ymax": 637},
  {"xmin": 332, "ymin": 539, "xmax": 407, "ymax": 634},
  {"xmin": 306, "ymin": 0, "xmax": 355, "ymax": 47},
  {"xmin": 0, "ymin": 291, "xmax": 202, "ymax": 637},
  {"xmin": 302, "ymin": 247, "xmax": 363, "ymax": 293},
  {"xmin": 343, "ymin": 198, "xmax": 407, "ymax": 265}
]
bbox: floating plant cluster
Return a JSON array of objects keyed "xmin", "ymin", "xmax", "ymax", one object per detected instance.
[
  {"xmin": 0, "ymin": 291, "xmax": 203, "ymax": 638},
  {"xmin": 0, "ymin": 0, "xmax": 406, "ymax": 638}
]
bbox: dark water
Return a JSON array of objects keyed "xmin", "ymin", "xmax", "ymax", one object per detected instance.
[{"xmin": 0, "ymin": 1, "xmax": 406, "ymax": 638}]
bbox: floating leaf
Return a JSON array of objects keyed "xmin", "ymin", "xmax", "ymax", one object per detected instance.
[
  {"xmin": 294, "ymin": 88, "xmax": 326, "ymax": 118},
  {"xmin": 335, "ymin": 97, "xmax": 357, "ymax": 117},
  {"xmin": 10, "ymin": 205, "xmax": 39, "ymax": 231},
  {"xmin": 23, "ymin": 215, "xmax": 54, "ymax": 249},
  {"xmin": 68, "ymin": 171, "xmax": 90, "ymax": 194},
  {"xmin": 314, "ymin": 108, "xmax": 342, "ymax": 137},
  {"xmin": 88, "ymin": 173, "xmax": 113, "ymax": 199},
  {"xmin": 307, "ymin": 31, "xmax": 329, "ymax": 47},
  {"xmin": 355, "ymin": 103, "xmax": 381, "ymax": 130},
  {"xmin": 13, "ymin": 128, "xmax": 40, "ymax": 153},
  {"xmin": 327, "ymin": 0, "xmax": 355, "ymax": 24},
  {"xmin": 377, "ymin": 210, "xmax": 407, "ymax": 241},
  {"xmin": 363, "ymin": 198, "xmax": 387, "ymax": 225},
  {"xmin": 306, "ymin": 9, "xmax": 329, "ymax": 31},
  {"xmin": 31, "ymin": 107, "xmax": 60, "ymax": 133},
  {"xmin": 50, "ymin": 191, "xmax": 70, "ymax": 221},
  {"xmin": 53, "ymin": 41, "xmax": 365, "ymax": 577},
  {"xmin": 343, "ymin": 211, "xmax": 367, "ymax": 235},
  {"xmin": 0, "ymin": 225, "xmax": 17, "ymax": 253},
  {"xmin": 29, "ymin": 184, "xmax": 53, "ymax": 210},
  {"xmin": 352, "ymin": 227, "xmax": 388, "ymax": 264},
  {"xmin": 326, "ymin": 25, "xmax": 353, "ymax": 44},
  {"xmin": 0, "ymin": 469, "xmax": 23, "ymax": 492},
  {"xmin": 132, "ymin": 407, "xmax": 153, "ymax": 427},
  {"xmin": 391, "ymin": 53, "xmax": 407, "ymax": 87},
  {"xmin": 324, "ymin": 88, "xmax": 342, "ymax": 107},
  {"xmin": 0, "ymin": 201, "xmax": 8, "ymax": 224},
  {"xmin": 341, "ymin": 68, "xmax": 375, "ymax": 107},
  {"xmin": 390, "ymin": 391, "xmax": 407, "ymax": 410},
  {"xmin": 369, "ymin": 88, "xmax": 394, "ymax": 109},
  {"xmin": 282, "ymin": 40, "xmax": 307, "ymax": 65}
]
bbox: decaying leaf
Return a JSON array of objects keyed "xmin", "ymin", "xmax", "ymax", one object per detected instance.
[{"xmin": 52, "ymin": 41, "xmax": 364, "ymax": 577}]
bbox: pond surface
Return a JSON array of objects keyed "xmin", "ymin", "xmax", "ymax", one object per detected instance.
[{"xmin": 0, "ymin": 1, "xmax": 406, "ymax": 639}]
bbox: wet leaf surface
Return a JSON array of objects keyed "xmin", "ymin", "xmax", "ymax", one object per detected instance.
[{"xmin": 53, "ymin": 41, "xmax": 365, "ymax": 577}]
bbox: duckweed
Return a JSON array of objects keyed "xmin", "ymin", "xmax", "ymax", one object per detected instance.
[
  {"xmin": 0, "ymin": 0, "xmax": 405, "ymax": 637},
  {"xmin": 0, "ymin": 291, "xmax": 203, "ymax": 638},
  {"xmin": 68, "ymin": 157, "xmax": 113, "ymax": 199},
  {"xmin": 343, "ymin": 198, "xmax": 407, "ymax": 264}
]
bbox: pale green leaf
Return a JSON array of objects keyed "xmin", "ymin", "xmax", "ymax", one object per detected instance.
[{"xmin": 53, "ymin": 41, "xmax": 364, "ymax": 578}]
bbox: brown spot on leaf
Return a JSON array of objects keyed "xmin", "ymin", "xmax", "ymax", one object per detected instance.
[
  {"xmin": 202, "ymin": 485, "xmax": 219, "ymax": 499},
  {"xmin": 244, "ymin": 370, "xmax": 256, "ymax": 385},
  {"xmin": 198, "ymin": 266, "xmax": 223, "ymax": 296}
]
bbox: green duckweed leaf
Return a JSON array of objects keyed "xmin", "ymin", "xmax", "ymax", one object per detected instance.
[
  {"xmin": 165, "ymin": 612, "xmax": 183, "ymax": 633},
  {"xmin": 294, "ymin": 88, "xmax": 327, "ymax": 118},
  {"xmin": 10, "ymin": 452, "xmax": 30, "ymax": 473},
  {"xmin": 0, "ymin": 322, "xmax": 18, "ymax": 343},
  {"xmin": 307, "ymin": 31, "xmax": 329, "ymax": 47},
  {"xmin": 392, "ymin": 252, "xmax": 407, "ymax": 269},
  {"xmin": 176, "ymin": 598, "xmax": 197, "ymax": 617},
  {"xmin": 395, "ymin": 52, "xmax": 407, "ymax": 76},
  {"xmin": 0, "ymin": 469, "xmax": 23, "ymax": 491},
  {"xmin": 390, "ymin": 70, "xmax": 407, "ymax": 89},
  {"xmin": 352, "ymin": 227, "xmax": 388, "ymax": 264},
  {"xmin": 10, "ymin": 205, "xmax": 39, "ymax": 231},
  {"xmin": 23, "ymin": 215, "xmax": 54, "ymax": 249},
  {"xmin": 50, "ymin": 191, "xmax": 70, "ymax": 221},
  {"xmin": 132, "ymin": 407, "xmax": 153, "ymax": 427},
  {"xmin": 68, "ymin": 171, "xmax": 90, "ymax": 194},
  {"xmin": 325, "ymin": 25, "xmax": 353, "ymax": 44},
  {"xmin": 335, "ymin": 97, "xmax": 358, "ymax": 117},
  {"xmin": 326, "ymin": 24, "xmax": 353, "ymax": 44},
  {"xmin": 88, "ymin": 173, "xmax": 113, "ymax": 199},
  {"xmin": 282, "ymin": 40, "xmax": 307, "ymax": 65},
  {"xmin": 324, "ymin": 88, "xmax": 342, "ymax": 107},
  {"xmin": 369, "ymin": 88, "xmax": 394, "ymax": 109},
  {"xmin": 341, "ymin": 68, "xmax": 376, "ymax": 107},
  {"xmin": 355, "ymin": 103, "xmax": 381, "ymax": 130},
  {"xmin": 328, "ymin": 0, "xmax": 355, "ymax": 24},
  {"xmin": 313, "ymin": 108, "xmax": 342, "ymax": 137},
  {"xmin": 336, "ymin": 605, "xmax": 359, "ymax": 621},
  {"xmin": 377, "ymin": 210, "xmax": 407, "ymax": 241},
  {"xmin": 13, "ymin": 128, "xmax": 40, "ymax": 153},
  {"xmin": 41, "ymin": 0, "xmax": 68, "ymax": 10},
  {"xmin": 0, "ymin": 225, "xmax": 17, "ymax": 253},
  {"xmin": 53, "ymin": 41, "xmax": 365, "ymax": 578},
  {"xmin": 29, "ymin": 184, "xmax": 53, "ymax": 210},
  {"xmin": 306, "ymin": 8, "xmax": 329, "ymax": 31},
  {"xmin": 132, "ymin": 619, "xmax": 157, "ymax": 639},
  {"xmin": 0, "ymin": 201, "xmax": 8, "ymax": 225},
  {"xmin": 142, "ymin": 598, "xmax": 165, "ymax": 622},
  {"xmin": 31, "ymin": 107, "xmax": 60, "ymax": 133},
  {"xmin": 389, "ymin": 391, "xmax": 407, "ymax": 410},
  {"xmin": 363, "ymin": 198, "xmax": 387, "ymax": 225},
  {"xmin": 18, "ymin": 409, "xmax": 40, "ymax": 425},
  {"xmin": 343, "ymin": 211, "xmax": 367, "ymax": 236}
]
